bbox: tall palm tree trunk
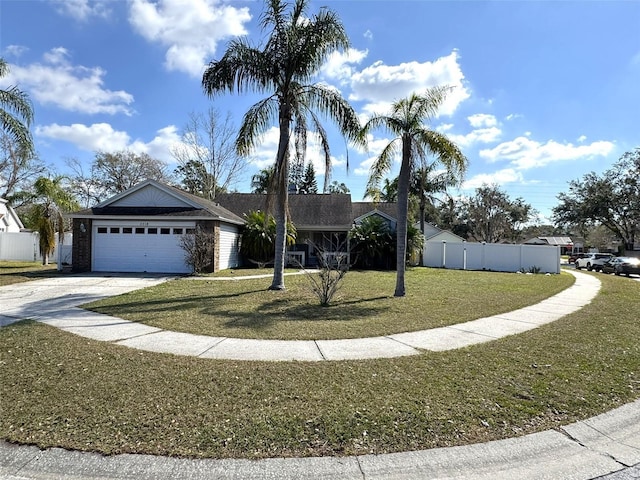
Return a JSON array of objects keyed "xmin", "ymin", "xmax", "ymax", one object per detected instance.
[
  {"xmin": 394, "ymin": 136, "xmax": 412, "ymax": 297},
  {"xmin": 270, "ymin": 110, "xmax": 291, "ymax": 291}
]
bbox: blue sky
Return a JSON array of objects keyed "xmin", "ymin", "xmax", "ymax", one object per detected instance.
[{"xmin": 1, "ymin": 0, "xmax": 639, "ymax": 222}]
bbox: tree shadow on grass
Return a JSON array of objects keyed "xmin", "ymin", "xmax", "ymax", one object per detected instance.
[
  {"xmin": 220, "ymin": 296, "xmax": 391, "ymax": 331},
  {"xmin": 86, "ymin": 289, "xmax": 268, "ymax": 317}
]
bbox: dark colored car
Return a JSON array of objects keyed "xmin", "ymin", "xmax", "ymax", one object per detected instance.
[{"xmin": 601, "ymin": 256, "xmax": 640, "ymax": 276}]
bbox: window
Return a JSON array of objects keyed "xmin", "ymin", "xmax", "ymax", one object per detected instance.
[
  {"xmin": 148, "ymin": 228, "xmax": 158, "ymax": 234},
  {"xmin": 185, "ymin": 228, "xmax": 195, "ymax": 235},
  {"xmin": 123, "ymin": 227, "xmax": 133, "ymax": 234},
  {"xmin": 110, "ymin": 227, "xmax": 120, "ymax": 234},
  {"xmin": 135, "ymin": 227, "xmax": 145, "ymax": 234},
  {"xmin": 173, "ymin": 228, "xmax": 183, "ymax": 235},
  {"xmin": 160, "ymin": 228, "xmax": 170, "ymax": 235},
  {"xmin": 97, "ymin": 227, "xmax": 107, "ymax": 234}
]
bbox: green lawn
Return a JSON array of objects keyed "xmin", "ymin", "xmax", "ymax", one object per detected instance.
[
  {"xmin": 0, "ymin": 261, "xmax": 60, "ymax": 286},
  {"xmin": 1, "ymin": 272, "xmax": 638, "ymax": 459},
  {"xmin": 83, "ymin": 269, "xmax": 574, "ymax": 340}
]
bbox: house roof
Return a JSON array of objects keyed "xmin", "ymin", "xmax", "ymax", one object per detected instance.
[
  {"xmin": 0, "ymin": 197, "xmax": 25, "ymax": 230},
  {"xmin": 523, "ymin": 236, "xmax": 573, "ymax": 246},
  {"xmin": 69, "ymin": 180, "xmax": 245, "ymax": 225},
  {"xmin": 215, "ymin": 193, "xmax": 356, "ymax": 230},
  {"xmin": 425, "ymin": 230, "xmax": 465, "ymax": 242},
  {"xmin": 352, "ymin": 202, "xmax": 397, "ymax": 220},
  {"xmin": 538, "ymin": 236, "xmax": 573, "ymax": 245}
]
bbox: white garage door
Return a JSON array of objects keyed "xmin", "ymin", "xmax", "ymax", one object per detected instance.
[
  {"xmin": 92, "ymin": 221, "xmax": 195, "ymax": 273},
  {"xmin": 219, "ymin": 223, "xmax": 241, "ymax": 270}
]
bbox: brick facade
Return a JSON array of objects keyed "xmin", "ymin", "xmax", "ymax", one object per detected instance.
[{"xmin": 72, "ymin": 218, "xmax": 92, "ymax": 272}]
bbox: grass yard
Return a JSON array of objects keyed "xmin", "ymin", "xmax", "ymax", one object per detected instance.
[
  {"xmin": 0, "ymin": 261, "xmax": 60, "ymax": 286},
  {"xmin": 83, "ymin": 269, "xmax": 574, "ymax": 340},
  {"xmin": 1, "ymin": 272, "xmax": 638, "ymax": 459}
]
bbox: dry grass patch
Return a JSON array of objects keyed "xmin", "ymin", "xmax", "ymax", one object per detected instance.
[
  {"xmin": 0, "ymin": 261, "xmax": 60, "ymax": 286},
  {"xmin": 1, "ymin": 273, "xmax": 638, "ymax": 459},
  {"xmin": 84, "ymin": 269, "xmax": 574, "ymax": 340}
]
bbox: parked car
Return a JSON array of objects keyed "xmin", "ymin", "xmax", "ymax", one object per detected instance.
[
  {"xmin": 575, "ymin": 253, "xmax": 614, "ymax": 272},
  {"xmin": 601, "ymin": 256, "xmax": 640, "ymax": 276},
  {"xmin": 568, "ymin": 253, "xmax": 586, "ymax": 264}
]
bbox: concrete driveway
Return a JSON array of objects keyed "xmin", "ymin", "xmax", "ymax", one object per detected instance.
[{"xmin": 0, "ymin": 273, "xmax": 172, "ymax": 327}]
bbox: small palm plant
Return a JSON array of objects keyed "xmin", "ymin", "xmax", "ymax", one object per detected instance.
[{"xmin": 241, "ymin": 210, "xmax": 296, "ymax": 268}]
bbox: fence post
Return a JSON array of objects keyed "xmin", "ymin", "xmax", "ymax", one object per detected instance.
[
  {"xmin": 519, "ymin": 244, "xmax": 523, "ymax": 272},
  {"xmin": 482, "ymin": 241, "xmax": 486, "ymax": 270},
  {"xmin": 463, "ymin": 240, "xmax": 467, "ymax": 270},
  {"xmin": 442, "ymin": 240, "xmax": 446, "ymax": 268}
]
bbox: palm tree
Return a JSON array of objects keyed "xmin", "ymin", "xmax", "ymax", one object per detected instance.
[
  {"xmin": 360, "ymin": 86, "xmax": 468, "ymax": 297},
  {"xmin": 29, "ymin": 177, "xmax": 79, "ymax": 265},
  {"xmin": 250, "ymin": 167, "xmax": 275, "ymax": 194},
  {"xmin": 0, "ymin": 58, "xmax": 34, "ymax": 158},
  {"xmin": 202, "ymin": 0, "xmax": 362, "ymax": 290},
  {"xmin": 411, "ymin": 163, "xmax": 459, "ymax": 237}
]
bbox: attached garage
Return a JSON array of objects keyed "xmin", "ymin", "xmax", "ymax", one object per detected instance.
[
  {"xmin": 92, "ymin": 220, "xmax": 197, "ymax": 273},
  {"xmin": 70, "ymin": 180, "xmax": 245, "ymax": 274}
]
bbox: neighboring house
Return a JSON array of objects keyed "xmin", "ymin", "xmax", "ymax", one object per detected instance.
[
  {"xmin": 0, "ymin": 197, "xmax": 24, "ymax": 233},
  {"xmin": 523, "ymin": 236, "xmax": 574, "ymax": 255},
  {"xmin": 215, "ymin": 193, "xmax": 400, "ymax": 267},
  {"xmin": 68, "ymin": 180, "xmax": 244, "ymax": 274},
  {"xmin": 422, "ymin": 223, "xmax": 464, "ymax": 244}
]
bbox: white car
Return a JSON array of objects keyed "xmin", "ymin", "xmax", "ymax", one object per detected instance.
[{"xmin": 575, "ymin": 253, "xmax": 614, "ymax": 272}]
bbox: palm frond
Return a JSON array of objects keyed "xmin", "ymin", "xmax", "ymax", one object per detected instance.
[
  {"xmin": 306, "ymin": 110, "xmax": 331, "ymax": 191},
  {"xmin": 365, "ymin": 138, "xmax": 401, "ymax": 194},
  {"xmin": 236, "ymin": 96, "xmax": 279, "ymax": 156},
  {"xmin": 416, "ymin": 129, "xmax": 468, "ymax": 179}
]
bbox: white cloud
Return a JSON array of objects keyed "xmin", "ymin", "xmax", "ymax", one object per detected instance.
[
  {"xmin": 505, "ymin": 113, "xmax": 522, "ymax": 121},
  {"xmin": 36, "ymin": 123, "xmax": 131, "ymax": 152},
  {"xmin": 462, "ymin": 169, "xmax": 524, "ymax": 190},
  {"xmin": 479, "ymin": 137, "xmax": 615, "ymax": 170},
  {"xmin": 349, "ymin": 50, "xmax": 470, "ymax": 117},
  {"xmin": 4, "ymin": 49, "xmax": 134, "ymax": 115},
  {"xmin": 128, "ymin": 0, "xmax": 251, "ymax": 77},
  {"xmin": 35, "ymin": 123, "xmax": 182, "ymax": 163},
  {"xmin": 468, "ymin": 113, "xmax": 497, "ymax": 128},
  {"xmin": 320, "ymin": 48, "xmax": 368, "ymax": 84},
  {"xmin": 577, "ymin": 135, "xmax": 587, "ymax": 143},
  {"xmin": 448, "ymin": 127, "xmax": 502, "ymax": 148},
  {"xmin": 2, "ymin": 45, "xmax": 28, "ymax": 58},
  {"xmin": 52, "ymin": 0, "xmax": 111, "ymax": 21},
  {"xmin": 363, "ymin": 30, "xmax": 373, "ymax": 41},
  {"xmin": 129, "ymin": 125, "xmax": 182, "ymax": 163}
]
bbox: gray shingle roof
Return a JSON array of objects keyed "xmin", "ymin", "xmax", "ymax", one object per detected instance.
[
  {"xmin": 216, "ymin": 193, "xmax": 356, "ymax": 229},
  {"xmin": 352, "ymin": 202, "xmax": 397, "ymax": 220}
]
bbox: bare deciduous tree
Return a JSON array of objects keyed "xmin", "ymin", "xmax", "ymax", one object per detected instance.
[
  {"xmin": 0, "ymin": 132, "xmax": 46, "ymax": 201},
  {"xmin": 171, "ymin": 109, "xmax": 245, "ymax": 200}
]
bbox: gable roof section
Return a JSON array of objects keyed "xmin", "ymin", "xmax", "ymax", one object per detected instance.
[
  {"xmin": 425, "ymin": 230, "xmax": 465, "ymax": 242},
  {"xmin": 216, "ymin": 193, "xmax": 354, "ymax": 230},
  {"xmin": 0, "ymin": 197, "xmax": 24, "ymax": 230},
  {"xmin": 352, "ymin": 202, "xmax": 397, "ymax": 220},
  {"xmin": 70, "ymin": 180, "xmax": 244, "ymax": 224}
]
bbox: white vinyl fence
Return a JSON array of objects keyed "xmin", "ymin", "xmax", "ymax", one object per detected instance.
[
  {"xmin": 0, "ymin": 232, "xmax": 72, "ymax": 268},
  {"xmin": 424, "ymin": 241, "xmax": 561, "ymax": 274}
]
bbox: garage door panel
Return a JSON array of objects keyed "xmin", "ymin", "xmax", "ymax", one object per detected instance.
[{"xmin": 93, "ymin": 222, "xmax": 194, "ymax": 273}]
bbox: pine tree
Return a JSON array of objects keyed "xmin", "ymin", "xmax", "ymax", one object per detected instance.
[{"xmin": 299, "ymin": 163, "xmax": 318, "ymax": 194}]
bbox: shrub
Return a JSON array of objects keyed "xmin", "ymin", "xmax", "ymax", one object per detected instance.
[{"xmin": 180, "ymin": 226, "xmax": 215, "ymax": 273}]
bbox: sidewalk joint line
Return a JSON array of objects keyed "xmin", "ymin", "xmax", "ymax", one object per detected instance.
[
  {"xmin": 198, "ymin": 337, "xmax": 228, "ymax": 357},
  {"xmin": 314, "ymin": 340, "xmax": 327, "ymax": 361}
]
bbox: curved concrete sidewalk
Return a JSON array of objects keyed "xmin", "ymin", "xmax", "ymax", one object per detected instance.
[
  {"xmin": 0, "ymin": 269, "xmax": 603, "ymax": 361},
  {"xmin": 1, "ymin": 270, "xmax": 639, "ymax": 479}
]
